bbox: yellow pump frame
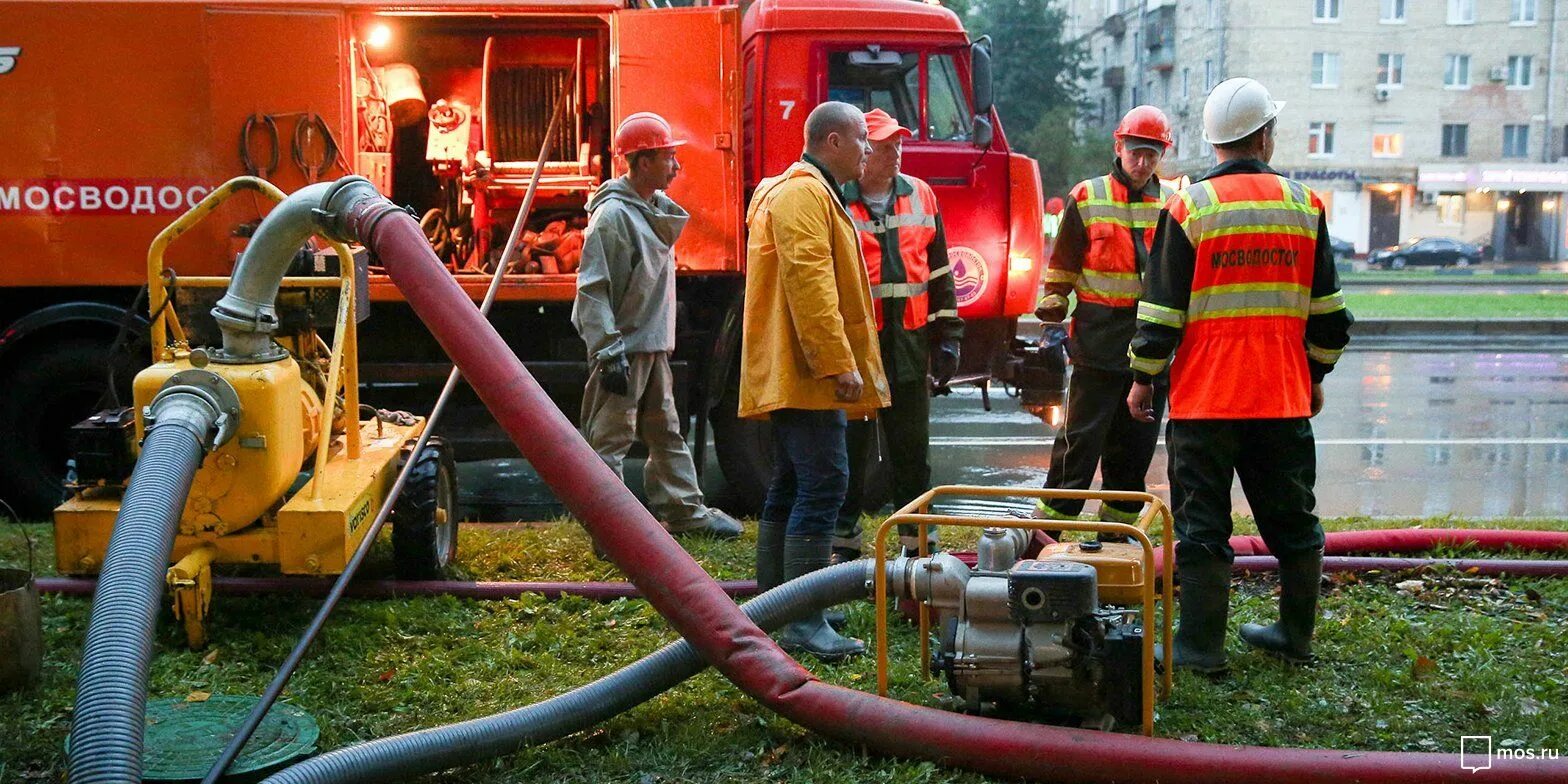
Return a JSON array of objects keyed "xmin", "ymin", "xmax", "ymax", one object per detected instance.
[
  {"xmin": 54, "ymin": 177, "xmax": 428, "ymax": 647},
  {"xmin": 871, "ymin": 486, "xmax": 1175, "ymax": 737}
]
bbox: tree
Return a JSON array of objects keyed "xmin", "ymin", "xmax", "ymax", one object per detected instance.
[{"xmin": 962, "ymin": 0, "xmax": 1100, "ymax": 197}]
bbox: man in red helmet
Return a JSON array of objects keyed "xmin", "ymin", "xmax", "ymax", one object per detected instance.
[
  {"xmin": 1033, "ymin": 105, "xmax": 1175, "ymax": 533},
  {"xmin": 574, "ymin": 112, "xmax": 742, "ymax": 539}
]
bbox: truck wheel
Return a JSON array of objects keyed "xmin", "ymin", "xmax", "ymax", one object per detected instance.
[
  {"xmin": 391, "ymin": 437, "xmax": 458, "ymax": 580},
  {"xmin": 0, "ymin": 339, "xmax": 131, "ymax": 517},
  {"xmin": 708, "ymin": 383, "xmax": 890, "ymax": 515},
  {"xmin": 709, "ymin": 383, "xmax": 772, "ymax": 515}
]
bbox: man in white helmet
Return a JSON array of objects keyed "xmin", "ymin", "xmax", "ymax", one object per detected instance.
[{"xmin": 1127, "ymin": 78, "xmax": 1352, "ymax": 674}]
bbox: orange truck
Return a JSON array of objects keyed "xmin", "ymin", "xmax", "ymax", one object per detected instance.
[{"xmin": 0, "ymin": 0, "xmax": 1045, "ymax": 514}]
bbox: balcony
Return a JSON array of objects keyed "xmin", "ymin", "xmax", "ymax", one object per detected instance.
[{"xmin": 1102, "ymin": 66, "xmax": 1125, "ymax": 88}]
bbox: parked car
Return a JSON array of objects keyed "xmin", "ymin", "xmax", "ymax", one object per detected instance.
[
  {"xmin": 1329, "ymin": 235, "xmax": 1354, "ymax": 259},
  {"xmin": 1366, "ymin": 237, "xmax": 1484, "ymax": 269}
]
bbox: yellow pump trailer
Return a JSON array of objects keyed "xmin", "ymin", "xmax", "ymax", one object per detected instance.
[{"xmin": 52, "ymin": 177, "xmax": 456, "ymax": 648}]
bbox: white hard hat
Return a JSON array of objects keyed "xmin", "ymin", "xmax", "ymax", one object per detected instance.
[{"xmin": 1202, "ymin": 77, "xmax": 1285, "ymax": 145}]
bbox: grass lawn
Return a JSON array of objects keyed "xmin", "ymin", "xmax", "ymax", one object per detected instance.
[
  {"xmin": 2, "ymin": 516, "xmax": 1565, "ymax": 783},
  {"xmin": 1344, "ymin": 291, "xmax": 1568, "ymax": 319}
]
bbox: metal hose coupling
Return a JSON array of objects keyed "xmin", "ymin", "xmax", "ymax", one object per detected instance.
[
  {"xmin": 143, "ymin": 369, "xmax": 242, "ymax": 452},
  {"xmin": 885, "ymin": 551, "xmax": 971, "ymax": 613},
  {"xmin": 210, "ymin": 175, "xmax": 384, "ymax": 363}
]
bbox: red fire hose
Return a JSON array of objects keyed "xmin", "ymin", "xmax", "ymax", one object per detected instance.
[{"xmin": 349, "ymin": 197, "xmax": 1564, "ymax": 783}]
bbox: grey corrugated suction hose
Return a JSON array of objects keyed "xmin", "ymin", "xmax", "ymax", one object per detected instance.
[
  {"xmin": 260, "ymin": 559, "xmax": 877, "ymax": 784},
  {"xmin": 66, "ymin": 378, "xmax": 236, "ymax": 784}
]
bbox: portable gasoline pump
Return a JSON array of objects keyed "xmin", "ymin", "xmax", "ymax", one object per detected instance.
[{"xmin": 875, "ymin": 488, "xmax": 1173, "ymax": 734}]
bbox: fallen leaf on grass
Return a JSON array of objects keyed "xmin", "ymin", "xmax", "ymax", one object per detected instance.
[
  {"xmin": 1395, "ymin": 579, "xmax": 1425, "ymax": 594},
  {"xmin": 1412, "ymin": 656, "xmax": 1438, "ymax": 680},
  {"xmin": 1519, "ymin": 697, "xmax": 1544, "ymax": 716},
  {"xmin": 378, "ymin": 668, "xmax": 396, "ymax": 683},
  {"xmin": 201, "ymin": 648, "xmax": 220, "ymax": 666},
  {"xmin": 185, "ymin": 691, "xmax": 211, "ymax": 703}
]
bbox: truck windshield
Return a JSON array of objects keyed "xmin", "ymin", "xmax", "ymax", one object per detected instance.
[
  {"xmin": 827, "ymin": 50, "xmax": 921, "ymax": 131},
  {"xmin": 827, "ymin": 48, "xmax": 974, "ymax": 143}
]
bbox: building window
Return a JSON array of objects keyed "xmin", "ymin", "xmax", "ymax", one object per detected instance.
[
  {"xmin": 1373, "ymin": 124, "xmax": 1404, "ymax": 157},
  {"xmin": 1503, "ymin": 124, "xmax": 1530, "ymax": 158},
  {"xmin": 1448, "ymin": 0, "xmax": 1475, "ymax": 24},
  {"xmin": 1204, "ymin": 60, "xmax": 1214, "ymax": 91},
  {"xmin": 1308, "ymin": 122, "xmax": 1336, "ymax": 156},
  {"xmin": 1436, "ymin": 194, "xmax": 1466, "ymax": 225},
  {"xmin": 1182, "ymin": 67, "xmax": 1190, "ymax": 99},
  {"xmin": 1507, "ymin": 55, "xmax": 1533, "ymax": 88},
  {"xmin": 1314, "ymin": 0, "xmax": 1340, "ymax": 22},
  {"xmin": 1511, "ymin": 0, "xmax": 1538, "ymax": 24},
  {"xmin": 1441, "ymin": 124, "xmax": 1469, "ymax": 157},
  {"xmin": 1444, "ymin": 55, "xmax": 1471, "ymax": 88},
  {"xmin": 1381, "ymin": 0, "xmax": 1406, "ymax": 22},
  {"xmin": 1312, "ymin": 52, "xmax": 1340, "ymax": 88},
  {"xmin": 1377, "ymin": 53, "xmax": 1404, "ymax": 88},
  {"xmin": 1132, "ymin": 85, "xmax": 1140, "ymax": 107}
]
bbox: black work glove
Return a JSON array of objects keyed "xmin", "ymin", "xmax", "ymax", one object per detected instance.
[
  {"xmin": 598, "ymin": 354, "xmax": 630, "ymax": 396},
  {"xmin": 931, "ymin": 339, "xmax": 960, "ymax": 387},
  {"xmin": 1035, "ymin": 293, "xmax": 1070, "ymax": 324}
]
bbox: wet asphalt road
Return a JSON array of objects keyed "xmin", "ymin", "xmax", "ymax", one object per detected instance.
[{"xmin": 459, "ymin": 348, "xmax": 1568, "ymax": 522}]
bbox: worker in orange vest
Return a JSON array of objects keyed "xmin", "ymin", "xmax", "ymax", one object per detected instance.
[
  {"xmin": 832, "ymin": 108, "xmax": 963, "ymax": 563},
  {"xmin": 1128, "ymin": 78, "xmax": 1352, "ymax": 673},
  {"xmin": 1034, "ymin": 105, "xmax": 1175, "ymax": 532}
]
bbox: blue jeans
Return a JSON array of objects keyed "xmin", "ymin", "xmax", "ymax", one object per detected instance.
[{"xmin": 763, "ymin": 409, "xmax": 849, "ymax": 536}]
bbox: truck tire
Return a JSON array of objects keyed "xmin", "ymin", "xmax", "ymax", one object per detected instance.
[
  {"xmin": 391, "ymin": 437, "xmax": 459, "ymax": 580},
  {"xmin": 0, "ymin": 338, "xmax": 132, "ymax": 517},
  {"xmin": 708, "ymin": 381, "xmax": 890, "ymax": 516},
  {"xmin": 709, "ymin": 383, "xmax": 772, "ymax": 515}
]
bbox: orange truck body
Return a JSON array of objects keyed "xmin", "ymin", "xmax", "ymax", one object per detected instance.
[{"xmin": 0, "ymin": 0, "xmax": 1045, "ymax": 512}]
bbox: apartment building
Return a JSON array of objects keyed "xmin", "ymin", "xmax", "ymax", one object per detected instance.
[{"xmin": 1066, "ymin": 0, "xmax": 1568, "ymax": 260}]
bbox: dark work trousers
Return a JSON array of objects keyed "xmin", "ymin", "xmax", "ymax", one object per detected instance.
[
  {"xmin": 762, "ymin": 409, "xmax": 849, "ymax": 537},
  {"xmin": 1165, "ymin": 418, "xmax": 1326, "ymax": 572},
  {"xmin": 834, "ymin": 377, "xmax": 933, "ymax": 553},
  {"xmin": 1041, "ymin": 366, "xmax": 1166, "ymax": 520}
]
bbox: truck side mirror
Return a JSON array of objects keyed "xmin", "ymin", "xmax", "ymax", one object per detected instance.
[
  {"xmin": 972, "ymin": 115, "xmax": 994, "ymax": 149},
  {"xmin": 970, "ymin": 36, "xmax": 994, "ymax": 116}
]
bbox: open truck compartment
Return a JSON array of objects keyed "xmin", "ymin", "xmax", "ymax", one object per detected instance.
[{"xmin": 353, "ymin": 14, "xmax": 610, "ymax": 283}]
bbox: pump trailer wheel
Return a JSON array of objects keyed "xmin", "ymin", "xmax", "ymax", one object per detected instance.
[{"xmin": 390, "ymin": 437, "xmax": 458, "ymax": 580}]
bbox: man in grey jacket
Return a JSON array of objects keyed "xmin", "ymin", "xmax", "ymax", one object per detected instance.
[{"xmin": 573, "ymin": 112, "xmax": 742, "ymax": 539}]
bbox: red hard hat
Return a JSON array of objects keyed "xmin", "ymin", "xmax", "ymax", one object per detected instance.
[
  {"xmin": 1045, "ymin": 196, "xmax": 1065, "ymax": 215},
  {"xmin": 614, "ymin": 112, "xmax": 686, "ymax": 155},
  {"xmin": 1114, "ymin": 105, "xmax": 1173, "ymax": 148}
]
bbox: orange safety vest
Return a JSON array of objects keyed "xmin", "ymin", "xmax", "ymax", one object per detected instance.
[
  {"xmin": 1137, "ymin": 173, "xmax": 1326, "ymax": 419},
  {"xmin": 848, "ymin": 174, "xmax": 944, "ymax": 331},
  {"xmin": 1051, "ymin": 174, "xmax": 1173, "ymax": 308}
]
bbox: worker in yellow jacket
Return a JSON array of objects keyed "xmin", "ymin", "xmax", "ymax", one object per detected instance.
[{"xmin": 740, "ymin": 100, "xmax": 890, "ymax": 661}]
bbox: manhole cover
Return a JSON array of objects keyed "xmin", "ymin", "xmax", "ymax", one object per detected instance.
[{"xmin": 80, "ymin": 695, "xmax": 319, "ymax": 783}]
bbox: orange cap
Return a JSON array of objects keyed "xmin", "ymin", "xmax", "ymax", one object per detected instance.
[{"xmin": 864, "ymin": 108, "xmax": 912, "ymax": 142}]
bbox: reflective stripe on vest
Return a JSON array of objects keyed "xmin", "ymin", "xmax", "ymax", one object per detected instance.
[
  {"xmin": 853, "ymin": 175, "xmax": 941, "ymax": 331},
  {"xmin": 1072, "ymin": 174, "xmax": 1174, "ymax": 308},
  {"xmin": 1162, "ymin": 173, "xmax": 1324, "ymax": 419}
]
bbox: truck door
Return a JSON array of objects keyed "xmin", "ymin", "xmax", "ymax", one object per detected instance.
[{"xmin": 612, "ymin": 6, "xmax": 743, "ymax": 272}]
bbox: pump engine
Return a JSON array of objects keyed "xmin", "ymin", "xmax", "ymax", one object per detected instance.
[{"xmin": 893, "ymin": 528, "xmax": 1146, "ymax": 729}]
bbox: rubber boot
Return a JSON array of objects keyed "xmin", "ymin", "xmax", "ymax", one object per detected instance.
[
  {"xmin": 755, "ymin": 519, "xmax": 786, "ymax": 591},
  {"xmin": 777, "ymin": 534, "xmax": 864, "ymax": 662},
  {"xmin": 1240, "ymin": 550, "xmax": 1322, "ymax": 664},
  {"xmin": 1165, "ymin": 556, "xmax": 1231, "ymax": 675}
]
